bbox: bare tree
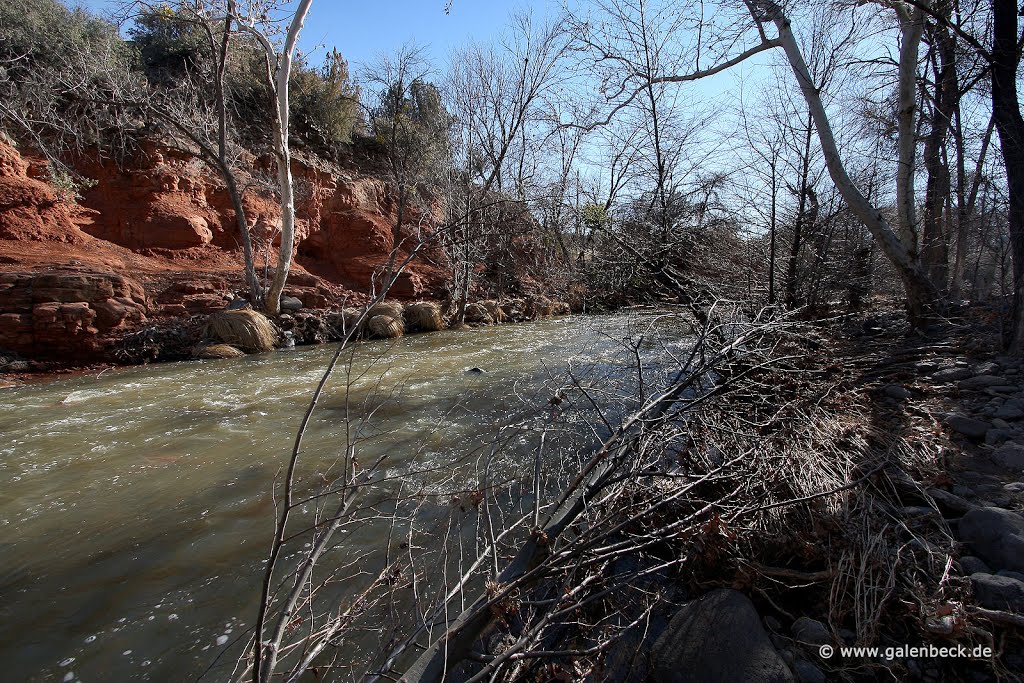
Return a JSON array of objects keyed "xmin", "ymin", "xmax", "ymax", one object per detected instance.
[
  {"xmin": 444, "ymin": 13, "xmax": 570, "ymax": 321},
  {"xmin": 231, "ymin": 0, "xmax": 314, "ymax": 315},
  {"xmin": 130, "ymin": 1, "xmax": 265, "ymax": 307},
  {"xmin": 744, "ymin": 0, "xmax": 941, "ymax": 329}
]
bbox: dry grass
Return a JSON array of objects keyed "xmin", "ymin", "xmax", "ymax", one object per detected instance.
[
  {"xmin": 205, "ymin": 309, "xmax": 277, "ymax": 353},
  {"xmin": 369, "ymin": 300, "xmax": 404, "ymax": 320},
  {"xmin": 551, "ymin": 301, "xmax": 571, "ymax": 316},
  {"xmin": 367, "ymin": 315, "xmax": 404, "ymax": 339},
  {"xmin": 193, "ymin": 343, "xmax": 246, "ymax": 359},
  {"xmin": 405, "ymin": 301, "xmax": 444, "ymax": 332}
]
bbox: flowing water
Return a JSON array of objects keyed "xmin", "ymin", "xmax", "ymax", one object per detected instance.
[{"xmin": 0, "ymin": 313, "xmax": 688, "ymax": 682}]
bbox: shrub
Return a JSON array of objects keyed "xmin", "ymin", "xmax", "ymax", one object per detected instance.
[
  {"xmin": 291, "ymin": 50, "xmax": 361, "ymax": 151},
  {"xmin": 0, "ymin": 0, "xmax": 137, "ymax": 153},
  {"xmin": 129, "ymin": 6, "xmax": 209, "ymax": 86}
]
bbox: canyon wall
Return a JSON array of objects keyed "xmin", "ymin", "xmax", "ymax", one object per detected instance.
[{"xmin": 0, "ymin": 137, "xmax": 447, "ymax": 365}]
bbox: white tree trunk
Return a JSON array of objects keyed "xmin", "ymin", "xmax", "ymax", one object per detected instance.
[
  {"xmin": 895, "ymin": 5, "xmax": 924, "ymax": 255},
  {"xmin": 758, "ymin": 1, "xmax": 938, "ymax": 327},
  {"xmin": 263, "ymin": 0, "xmax": 314, "ymax": 316}
]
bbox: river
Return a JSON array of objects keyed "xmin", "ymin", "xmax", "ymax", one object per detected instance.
[{"xmin": 0, "ymin": 312, "xmax": 688, "ymax": 682}]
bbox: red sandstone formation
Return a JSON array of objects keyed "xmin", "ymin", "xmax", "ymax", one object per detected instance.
[
  {"xmin": 0, "ymin": 136, "xmax": 447, "ymax": 366},
  {"xmin": 0, "ymin": 271, "xmax": 147, "ymax": 362}
]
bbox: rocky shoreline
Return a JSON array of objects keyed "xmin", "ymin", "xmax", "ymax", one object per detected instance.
[
  {"xmin": 0, "ymin": 280, "xmax": 577, "ymax": 385},
  {"xmin": 442, "ymin": 308, "xmax": 1024, "ymax": 683},
  {"xmin": 629, "ymin": 313, "xmax": 1024, "ymax": 683}
]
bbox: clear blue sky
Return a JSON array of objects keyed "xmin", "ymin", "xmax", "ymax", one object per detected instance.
[{"xmin": 76, "ymin": 0, "xmax": 563, "ymax": 71}]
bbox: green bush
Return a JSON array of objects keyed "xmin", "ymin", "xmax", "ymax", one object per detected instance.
[
  {"xmin": 0, "ymin": 0, "xmax": 127, "ymax": 77},
  {"xmin": 370, "ymin": 77, "xmax": 453, "ymax": 182},
  {"xmin": 129, "ymin": 5, "xmax": 210, "ymax": 86},
  {"xmin": 0, "ymin": 0, "xmax": 137, "ymax": 152},
  {"xmin": 291, "ymin": 50, "xmax": 362, "ymax": 151}
]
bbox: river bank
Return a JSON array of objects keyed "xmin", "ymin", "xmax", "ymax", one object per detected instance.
[
  {"xmin": 3, "ymin": 304, "xmax": 1021, "ymax": 682},
  {"xmin": 0, "ymin": 289, "xmax": 581, "ymax": 387},
  {"xmin": 451, "ymin": 304, "xmax": 1024, "ymax": 683}
]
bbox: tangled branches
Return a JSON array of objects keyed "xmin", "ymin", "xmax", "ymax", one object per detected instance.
[{"xmin": 232, "ymin": 303, "xmax": 987, "ymax": 683}]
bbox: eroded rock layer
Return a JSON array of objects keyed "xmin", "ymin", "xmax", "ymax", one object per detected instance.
[{"xmin": 0, "ymin": 136, "xmax": 448, "ymax": 364}]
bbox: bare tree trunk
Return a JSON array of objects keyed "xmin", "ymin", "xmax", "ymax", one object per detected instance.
[
  {"xmin": 921, "ymin": 9, "xmax": 957, "ymax": 292},
  {"xmin": 951, "ymin": 114, "xmax": 994, "ymax": 299},
  {"xmin": 768, "ymin": 161, "xmax": 778, "ymax": 304},
  {"xmin": 213, "ymin": 3, "xmax": 263, "ymax": 307},
  {"xmin": 784, "ymin": 112, "xmax": 815, "ymax": 309},
  {"xmin": 755, "ymin": 1, "xmax": 940, "ymax": 330},
  {"xmin": 990, "ymin": 0, "xmax": 1024, "ymax": 352},
  {"xmin": 895, "ymin": 5, "xmax": 925, "ymax": 256},
  {"xmin": 262, "ymin": 0, "xmax": 314, "ymax": 316}
]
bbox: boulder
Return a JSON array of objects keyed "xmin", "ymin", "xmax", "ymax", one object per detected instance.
[
  {"xmin": 928, "ymin": 488, "xmax": 976, "ymax": 515},
  {"xmin": 974, "ymin": 361, "xmax": 1001, "ymax": 375},
  {"xmin": 960, "ymin": 556, "xmax": 992, "ymax": 575},
  {"xmin": 985, "ymin": 428, "xmax": 1013, "ymax": 446},
  {"xmin": 959, "ymin": 375, "xmax": 1006, "ymax": 391},
  {"xmin": 990, "ymin": 443, "xmax": 1024, "ymax": 472},
  {"xmin": 792, "ymin": 660, "xmax": 826, "ymax": 683},
  {"xmin": 958, "ymin": 507, "xmax": 1024, "ymax": 572},
  {"xmin": 930, "ymin": 367, "xmax": 972, "ymax": 382},
  {"xmin": 650, "ymin": 589, "xmax": 794, "ymax": 683},
  {"xmin": 791, "ymin": 617, "xmax": 832, "ymax": 647},
  {"xmin": 970, "ymin": 573, "xmax": 1024, "ymax": 612},
  {"xmin": 995, "ymin": 404, "xmax": 1024, "ymax": 420},
  {"xmin": 944, "ymin": 414, "xmax": 991, "ymax": 440},
  {"xmin": 883, "ymin": 385, "xmax": 913, "ymax": 400},
  {"xmin": 0, "ymin": 271, "xmax": 148, "ymax": 362},
  {"xmin": 279, "ymin": 295, "xmax": 303, "ymax": 313}
]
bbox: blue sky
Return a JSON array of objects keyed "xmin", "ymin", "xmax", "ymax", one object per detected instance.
[{"xmin": 76, "ymin": 0, "xmax": 563, "ymax": 71}]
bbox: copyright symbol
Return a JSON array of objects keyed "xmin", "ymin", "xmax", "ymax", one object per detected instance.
[{"xmin": 819, "ymin": 644, "xmax": 834, "ymax": 659}]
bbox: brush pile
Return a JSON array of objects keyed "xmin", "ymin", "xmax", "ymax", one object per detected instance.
[{"xmin": 369, "ymin": 308, "xmax": 999, "ymax": 683}]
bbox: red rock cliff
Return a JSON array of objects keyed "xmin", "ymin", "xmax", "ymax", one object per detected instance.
[{"xmin": 0, "ymin": 136, "xmax": 448, "ymax": 365}]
